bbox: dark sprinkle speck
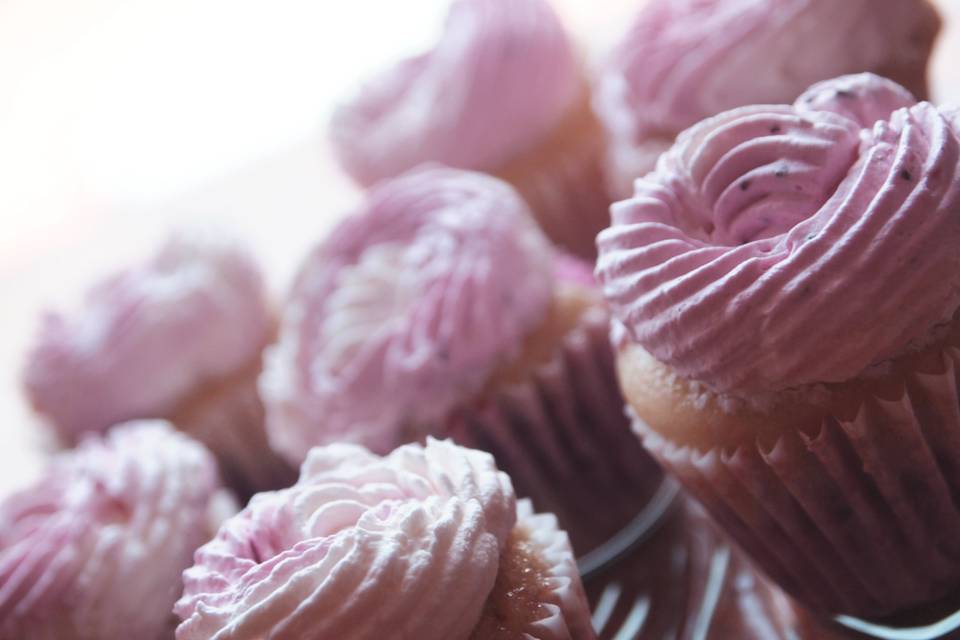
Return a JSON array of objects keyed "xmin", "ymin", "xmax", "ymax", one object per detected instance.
[
  {"xmin": 805, "ymin": 232, "xmax": 817, "ymax": 242},
  {"xmin": 835, "ymin": 89, "xmax": 855, "ymax": 99},
  {"xmin": 775, "ymin": 167, "xmax": 789, "ymax": 178},
  {"xmin": 740, "ymin": 180, "xmax": 751, "ymax": 191},
  {"xmin": 770, "ymin": 125, "xmax": 782, "ymax": 134},
  {"xmin": 900, "ymin": 169, "xmax": 912, "ymax": 182}
]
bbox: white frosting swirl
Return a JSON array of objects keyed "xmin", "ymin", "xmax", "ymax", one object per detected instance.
[{"xmin": 176, "ymin": 439, "xmax": 594, "ymax": 639}]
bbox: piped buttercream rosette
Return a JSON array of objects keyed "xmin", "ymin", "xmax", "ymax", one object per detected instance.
[
  {"xmin": 594, "ymin": 0, "xmax": 941, "ymax": 197},
  {"xmin": 261, "ymin": 167, "xmax": 554, "ymax": 462},
  {"xmin": 598, "ymin": 73, "xmax": 960, "ymax": 395},
  {"xmin": 23, "ymin": 232, "xmax": 292, "ymax": 495},
  {"xmin": 329, "ymin": 0, "xmax": 611, "ymax": 259},
  {"xmin": 0, "ymin": 421, "xmax": 233, "ymax": 640},
  {"xmin": 329, "ymin": 0, "xmax": 580, "ymax": 185},
  {"xmin": 174, "ymin": 438, "xmax": 594, "ymax": 640}
]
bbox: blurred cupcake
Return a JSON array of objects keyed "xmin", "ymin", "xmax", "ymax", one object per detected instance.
[
  {"xmin": 261, "ymin": 166, "xmax": 660, "ymax": 552},
  {"xmin": 23, "ymin": 233, "xmax": 295, "ymax": 496},
  {"xmin": 0, "ymin": 421, "xmax": 234, "ymax": 640},
  {"xmin": 330, "ymin": 0, "xmax": 609, "ymax": 259},
  {"xmin": 175, "ymin": 438, "xmax": 595, "ymax": 639},
  {"xmin": 596, "ymin": 73, "xmax": 960, "ymax": 617},
  {"xmin": 594, "ymin": 0, "xmax": 941, "ymax": 198}
]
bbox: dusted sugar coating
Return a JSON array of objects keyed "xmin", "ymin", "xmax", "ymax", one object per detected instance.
[
  {"xmin": 0, "ymin": 421, "xmax": 233, "ymax": 640},
  {"xmin": 23, "ymin": 233, "xmax": 273, "ymax": 442},
  {"xmin": 175, "ymin": 438, "xmax": 593, "ymax": 640},
  {"xmin": 329, "ymin": 0, "xmax": 581, "ymax": 185},
  {"xmin": 597, "ymin": 74, "xmax": 960, "ymax": 394},
  {"xmin": 261, "ymin": 167, "xmax": 554, "ymax": 462},
  {"xmin": 594, "ymin": 0, "xmax": 941, "ymax": 196}
]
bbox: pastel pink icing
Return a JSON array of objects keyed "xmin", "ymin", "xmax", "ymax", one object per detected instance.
[
  {"xmin": 260, "ymin": 167, "xmax": 554, "ymax": 462},
  {"xmin": 594, "ymin": 0, "xmax": 940, "ymax": 197},
  {"xmin": 23, "ymin": 233, "xmax": 273, "ymax": 441},
  {"xmin": 329, "ymin": 0, "xmax": 581, "ymax": 185},
  {"xmin": 174, "ymin": 438, "xmax": 592, "ymax": 639},
  {"xmin": 0, "ymin": 421, "xmax": 233, "ymax": 640},
  {"xmin": 596, "ymin": 74, "xmax": 960, "ymax": 394}
]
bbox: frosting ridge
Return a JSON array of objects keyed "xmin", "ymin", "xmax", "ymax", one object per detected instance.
[{"xmin": 175, "ymin": 439, "xmax": 517, "ymax": 639}]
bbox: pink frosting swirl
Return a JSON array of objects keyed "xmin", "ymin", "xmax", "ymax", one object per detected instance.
[
  {"xmin": 329, "ymin": 0, "xmax": 581, "ymax": 185},
  {"xmin": 260, "ymin": 167, "xmax": 554, "ymax": 462},
  {"xmin": 594, "ymin": 0, "xmax": 940, "ymax": 197},
  {"xmin": 175, "ymin": 438, "xmax": 520, "ymax": 639},
  {"xmin": 597, "ymin": 74, "xmax": 960, "ymax": 394},
  {"xmin": 23, "ymin": 233, "xmax": 273, "ymax": 442},
  {"xmin": 0, "ymin": 421, "xmax": 233, "ymax": 640}
]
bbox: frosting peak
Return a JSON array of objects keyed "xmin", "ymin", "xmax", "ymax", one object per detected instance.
[
  {"xmin": 330, "ymin": 0, "xmax": 581, "ymax": 185},
  {"xmin": 597, "ymin": 74, "xmax": 960, "ymax": 394},
  {"xmin": 261, "ymin": 167, "xmax": 554, "ymax": 462}
]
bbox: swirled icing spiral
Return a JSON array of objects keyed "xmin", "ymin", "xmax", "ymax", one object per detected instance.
[
  {"xmin": 597, "ymin": 73, "xmax": 960, "ymax": 394},
  {"xmin": 175, "ymin": 438, "xmax": 592, "ymax": 640},
  {"xmin": 0, "ymin": 421, "xmax": 233, "ymax": 640},
  {"xmin": 260, "ymin": 167, "xmax": 554, "ymax": 462},
  {"xmin": 23, "ymin": 233, "xmax": 273, "ymax": 442},
  {"xmin": 329, "ymin": 0, "xmax": 581, "ymax": 185},
  {"xmin": 594, "ymin": 0, "xmax": 941, "ymax": 197}
]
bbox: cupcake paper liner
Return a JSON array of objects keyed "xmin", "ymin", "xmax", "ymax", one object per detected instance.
[
  {"xmin": 637, "ymin": 345, "xmax": 960, "ymax": 618},
  {"xmin": 497, "ymin": 95, "xmax": 611, "ymax": 261},
  {"xmin": 172, "ymin": 361, "xmax": 296, "ymax": 498},
  {"xmin": 516, "ymin": 499, "xmax": 597, "ymax": 640},
  {"xmin": 450, "ymin": 307, "xmax": 663, "ymax": 554}
]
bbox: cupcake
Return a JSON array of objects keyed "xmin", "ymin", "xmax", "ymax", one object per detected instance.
[
  {"xmin": 0, "ymin": 421, "xmax": 234, "ymax": 640},
  {"xmin": 23, "ymin": 233, "xmax": 295, "ymax": 496},
  {"xmin": 596, "ymin": 73, "xmax": 960, "ymax": 617},
  {"xmin": 329, "ymin": 0, "xmax": 609, "ymax": 259},
  {"xmin": 174, "ymin": 438, "xmax": 595, "ymax": 640},
  {"xmin": 261, "ymin": 166, "xmax": 661, "ymax": 552},
  {"xmin": 594, "ymin": 0, "xmax": 941, "ymax": 199}
]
